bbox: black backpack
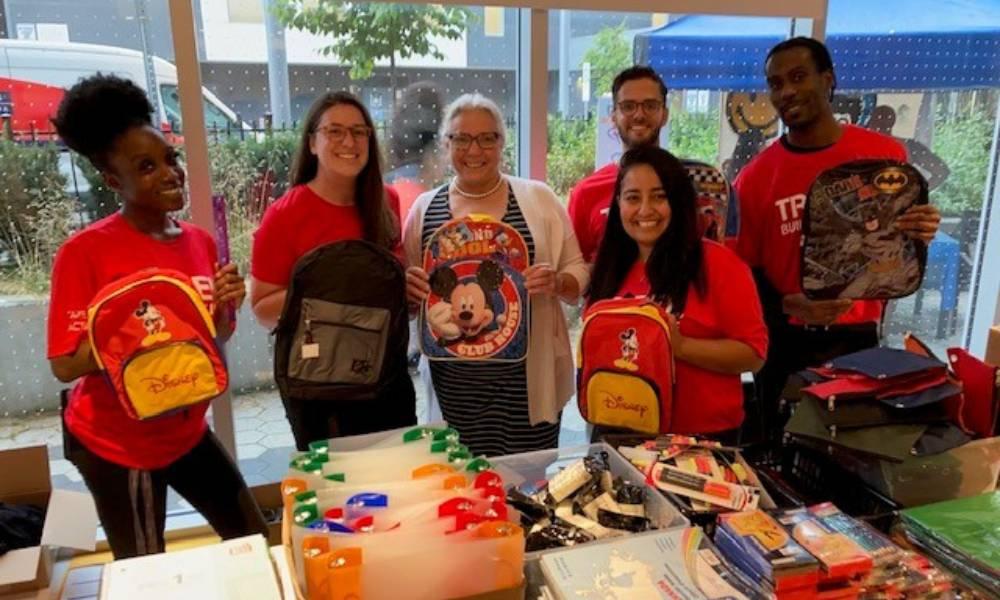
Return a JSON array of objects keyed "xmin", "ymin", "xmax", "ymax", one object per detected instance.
[{"xmin": 274, "ymin": 240, "xmax": 409, "ymax": 403}]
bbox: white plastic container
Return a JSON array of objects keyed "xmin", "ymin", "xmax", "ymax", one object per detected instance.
[{"xmin": 489, "ymin": 442, "xmax": 688, "ymax": 594}]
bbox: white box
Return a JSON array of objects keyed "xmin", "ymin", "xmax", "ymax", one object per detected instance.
[{"xmin": 99, "ymin": 535, "xmax": 281, "ymax": 600}]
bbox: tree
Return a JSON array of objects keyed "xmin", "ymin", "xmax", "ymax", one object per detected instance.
[
  {"xmin": 931, "ymin": 108, "xmax": 994, "ymax": 215},
  {"xmin": 271, "ymin": 1, "xmax": 472, "ymax": 100},
  {"xmin": 581, "ymin": 22, "xmax": 631, "ymax": 101}
]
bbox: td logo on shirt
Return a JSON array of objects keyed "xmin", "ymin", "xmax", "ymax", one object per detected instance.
[{"xmin": 774, "ymin": 194, "xmax": 806, "ymax": 236}]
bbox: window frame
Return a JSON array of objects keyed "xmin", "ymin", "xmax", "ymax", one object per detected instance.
[
  {"xmin": 166, "ymin": 0, "xmax": 1000, "ymax": 445},
  {"xmin": 165, "ymin": 0, "xmax": 830, "ymax": 457}
]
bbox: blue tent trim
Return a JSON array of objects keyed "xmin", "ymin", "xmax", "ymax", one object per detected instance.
[{"xmin": 634, "ymin": 1, "xmax": 1000, "ymax": 91}]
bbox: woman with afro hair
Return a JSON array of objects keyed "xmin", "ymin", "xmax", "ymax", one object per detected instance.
[{"xmin": 46, "ymin": 74, "xmax": 267, "ymax": 558}]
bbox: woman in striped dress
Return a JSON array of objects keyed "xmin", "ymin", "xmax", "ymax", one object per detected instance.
[{"xmin": 403, "ymin": 94, "xmax": 589, "ymax": 457}]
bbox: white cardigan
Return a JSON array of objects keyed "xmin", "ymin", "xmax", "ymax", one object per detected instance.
[{"xmin": 403, "ymin": 176, "xmax": 590, "ymax": 425}]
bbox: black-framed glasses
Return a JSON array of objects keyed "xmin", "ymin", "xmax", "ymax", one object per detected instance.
[
  {"xmin": 314, "ymin": 124, "xmax": 372, "ymax": 143},
  {"xmin": 615, "ymin": 99, "xmax": 665, "ymax": 115},
  {"xmin": 446, "ymin": 132, "xmax": 502, "ymax": 150}
]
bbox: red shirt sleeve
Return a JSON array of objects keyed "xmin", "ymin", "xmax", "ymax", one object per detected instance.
[
  {"xmin": 567, "ymin": 183, "xmax": 595, "ymax": 262},
  {"xmin": 384, "ymin": 185, "xmax": 405, "ymax": 262},
  {"xmin": 47, "ymin": 239, "xmax": 98, "ymax": 359},
  {"xmin": 250, "ymin": 201, "xmax": 299, "ymax": 286},
  {"xmin": 711, "ymin": 249, "xmax": 769, "ymax": 360}
]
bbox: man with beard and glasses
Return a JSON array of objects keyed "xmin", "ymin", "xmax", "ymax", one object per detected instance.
[
  {"xmin": 732, "ymin": 37, "xmax": 941, "ymax": 439},
  {"xmin": 568, "ymin": 66, "xmax": 669, "ymax": 262}
]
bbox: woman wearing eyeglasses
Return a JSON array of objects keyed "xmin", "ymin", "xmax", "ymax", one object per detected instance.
[
  {"xmin": 251, "ymin": 91, "xmax": 417, "ymax": 447},
  {"xmin": 403, "ymin": 93, "xmax": 589, "ymax": 457}
]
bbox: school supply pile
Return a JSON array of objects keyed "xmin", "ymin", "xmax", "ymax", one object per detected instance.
[
  {"xmin": 502, "ymin": 452, "xmax": 654, "ymax": 552},
  {"xmin": 783, "ymin": 340, "xmax": 981, "ymax": 463},
  {"xmin": 898, "ymin": 491, "xmax": 1000, "ymax": 598},
  {"xmin": 539, "ymin": 527, "xmax": 766, "ymax": 600},
  {"xmin": 617, "ymin": 435, "xmax": 770, "ymax": 524},
  {"xmin": 714, "ymin": 504, "xmax": 956, "ymax": 600},
  {"xmin": 281, "ymin": 425, "xmax": 524, "ymax": 600}
]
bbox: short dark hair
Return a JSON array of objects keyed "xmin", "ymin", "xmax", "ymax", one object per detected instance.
[
  {"xmin": 611, "ymin": 66, "xmax": 668, "ymax": 104},
  {"xmin": 766, "ymin": 37, "xmax": 837, "ymax": 96},
  {"xmin": 52, "ymin": 73, "xmax": 154, "ymax": 171}
]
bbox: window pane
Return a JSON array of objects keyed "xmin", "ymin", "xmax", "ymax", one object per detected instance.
[
  {"xmin": 548, "ymin": 10, "xmax": 793, "ymax": 447},
  {"xmin": 0, "ymin": 0, "xmax": 177, "ymax": 502},
  {"xmin": 196, "ymin": 1, "xmax": 520, "ymax": 485}
]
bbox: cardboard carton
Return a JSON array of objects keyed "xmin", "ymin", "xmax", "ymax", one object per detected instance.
[{"xmin": 0, "ymin": 445, "xmax": 98, "ymax": 595}]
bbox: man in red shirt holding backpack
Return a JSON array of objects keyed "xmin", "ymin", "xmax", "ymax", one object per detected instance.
[{"xmin": 733, "ymin": 37, "xmax": 941, "ymax": 438}]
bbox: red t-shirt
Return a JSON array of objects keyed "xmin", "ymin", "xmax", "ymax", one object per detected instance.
[
  {"xmin": 733, "ymin": 125, "xmax": 907, "ymax": 325},
  {"xmin": 568, "ymin": 163, "xmax": 619, "ymax": 262},
  {"xmin": 616, "ymin": 241, "xmax": 768, "ymax": 433},
  {"xmin": 251, "ymin": 184, "xmax": 403, "ymax": 286},
  {"xmin": 47, "ymin": 213, "xmax": 219, "ymax": 470},
  {"xmin": 389, "ymin": 179, "xmax": 425, "ymax": 227}
]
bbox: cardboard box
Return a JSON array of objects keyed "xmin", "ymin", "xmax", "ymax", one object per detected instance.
[
  {"xmin": 100, "ymin": 534, "xmax": 282, "ymax": 600},
  {"xmin": 0, "ymin": 445, "xmax": 98, "ymax": 595},
  {"xmin": 985, "ymin": 325, "xmax": 1000, "ymax": 367}
]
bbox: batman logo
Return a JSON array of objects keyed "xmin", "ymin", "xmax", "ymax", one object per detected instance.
[{"xmin": 873, "ymin": 168, "xmax": 908, "ymax": 194}]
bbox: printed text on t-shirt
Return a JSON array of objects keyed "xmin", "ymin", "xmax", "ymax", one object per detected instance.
[{"xmin": 775, "ymin": 193, "xmax": 806, "ymax": 236}]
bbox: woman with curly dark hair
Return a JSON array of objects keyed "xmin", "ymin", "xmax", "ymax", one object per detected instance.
[{"xmin": 46, "ymin": 74, "xmax": 266, "ymax": 558}]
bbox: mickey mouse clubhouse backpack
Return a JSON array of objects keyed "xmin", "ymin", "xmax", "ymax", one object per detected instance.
[
  {"xmin": 577, "ymin": 298, "xmax": 675, "ymax": 434},
  {"xmin": 87, "ymin": 268, "xmax": 228, "ymax": 420}
]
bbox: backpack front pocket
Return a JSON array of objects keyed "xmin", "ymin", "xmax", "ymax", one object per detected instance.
[
  {"xmin": 584, "ymin": 370, "xmax": 661, "ymax": 434},
  {"xmin": 122, "ymin": 340, "xmax": 221, "ymax": 419},
  {"xmin": 288, "ymin": 298, "xmax": 389, "ymax": 386}
]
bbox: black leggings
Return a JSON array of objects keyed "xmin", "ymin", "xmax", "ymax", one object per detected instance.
[
  {"xmin": 282, "ymin": 372, "xmax": 418, "ymax": 451},
  {"xmin": 65, "ymin": 427, "xmax": 268, "ymax": 559}
]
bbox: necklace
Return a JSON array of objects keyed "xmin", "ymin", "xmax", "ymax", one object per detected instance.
[{"xmin": 451, "ymin": 175, "xmax": 505, "ymax": 199}]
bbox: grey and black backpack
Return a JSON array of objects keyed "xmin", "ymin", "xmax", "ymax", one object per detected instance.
[{"xmin": 273, "ymin": 240, "xmax": 410, "ymax": 403}]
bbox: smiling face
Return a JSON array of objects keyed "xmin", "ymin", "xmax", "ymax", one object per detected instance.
[
  {"xmin": 612, "ymin": 78, "xmax": 668, "ymax": 151},
  {"xmin": 445, "ymin": 108, "xmax": 504, "ymax": 190},
  {"xmin": 103, "ymin": 124, "xmax": 186, "ymax": 213},
  {"xmin": 449, "ymin": 281, "xmax": 494, "ymax": 336},
  {"xmin": 765, "ymin": 46, "xmax": 834, "ymax": 132},
  {"xmin": 309, "ymin": 103, "xmax": 371, "ymax": 180},
  {"xmin": 618, "ymin": 163, "xmax": 672, "ymax": 256}
]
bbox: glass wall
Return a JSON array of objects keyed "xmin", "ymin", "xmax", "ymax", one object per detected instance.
[
  {"xmin": 0, "ymin": 0, "xmax": 179, "ymax": 498},
  {"xmin": 194, "ymin": 1, "xmax": 521, "ymax": 485},
  {"xmin": 0, "ymin": 0, "xmax": 997, "ymax": 501}
]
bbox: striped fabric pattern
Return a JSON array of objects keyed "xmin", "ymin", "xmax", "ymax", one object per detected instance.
[{"xmin": 421, "ymin": 185, "xmax": 560, "ymax": 457}]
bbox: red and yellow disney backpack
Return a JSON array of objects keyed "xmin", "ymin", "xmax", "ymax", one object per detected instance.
[
  {"xmin": 87, "ymin": 268, "xmax": 228, "ymax": 420},
  {"xmin": 577, "ymin": 297, "xmax": 675, "ymax": 434}
]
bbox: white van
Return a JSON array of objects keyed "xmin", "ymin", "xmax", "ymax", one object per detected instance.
[{"xmin": 0, "ymin": 39, "xmax": 242, "ymax": 137}]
